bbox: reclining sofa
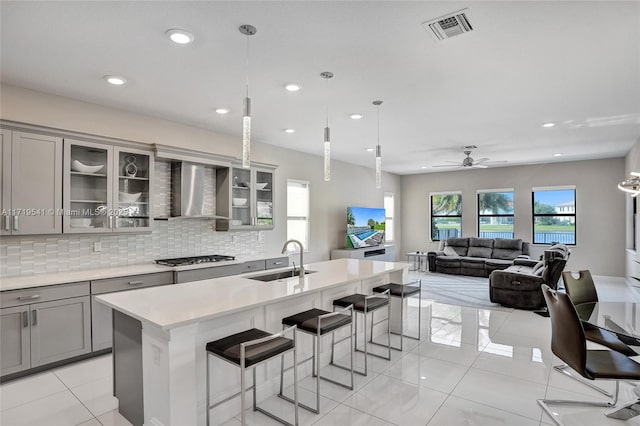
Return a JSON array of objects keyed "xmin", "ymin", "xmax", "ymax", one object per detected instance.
[
  {"xmin": 489, "ymin": 244, "xmax": 570, "ymax": 309},
  {"xmin": 427, "ymin": 237, "xmax": 531, "ymax": 277}
]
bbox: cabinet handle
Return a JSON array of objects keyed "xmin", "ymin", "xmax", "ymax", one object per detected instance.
[
  {"xmin": 18, "ymin": 294, "xmax": 41, "ymax": 301},
  {"xmin": 273, "ymin": 262, "xmax": 283, "ymax": 265},
  {"xmin": 22, "ymin": 311, "xmax": 29, "ymax": 328},
  {"xmin": 128, "ymin": 280, "xmax": 143, "ymax": 286},
  {"xmin": 2, "ymin": 215, "xmax": 9, "ymax": 231},
  {"xmin": 13, "ymin": 215, "xmax": 19, "ymax": 231},
  {"xmin": 31, "ymin": 310, "xmax": 37, "ymax": 326}
]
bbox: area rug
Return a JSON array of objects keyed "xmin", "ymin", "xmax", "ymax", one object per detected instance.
[{"xmin": 416, "ymin": 271, "xmax": 513, "ymax": 312}]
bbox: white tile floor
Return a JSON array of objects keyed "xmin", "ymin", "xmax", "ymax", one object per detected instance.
[{"xmin": 2, "ymin": 271, "xmax": 640, "ymax": 426}]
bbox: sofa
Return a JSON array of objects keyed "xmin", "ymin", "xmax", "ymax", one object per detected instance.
[
  {"xmin": 427, "ymin": 237, "xmax": 531, "ymax": 277},
  {"xmin": 489, "ymin": 245, "xmax": 570, "ymax": 309}
]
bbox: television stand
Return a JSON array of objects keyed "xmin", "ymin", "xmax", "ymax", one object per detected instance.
[{"xmin": 331, "ymin": 245, "xmax": 395, "ymax": 262}]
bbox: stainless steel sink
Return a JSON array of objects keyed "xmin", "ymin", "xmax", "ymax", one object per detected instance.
[{"xmin": 248, "ymin": 269, "xmax": 317, "ymax": 282}]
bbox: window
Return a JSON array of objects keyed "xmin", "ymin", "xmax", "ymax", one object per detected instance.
[
  {"xmin": 477, "ymin": 190, "xmax": 514, "ymax": 239},
  {"xmin": 532, "ymin": 186, "xmax": 576, "ymax": 245},
  {"xmin": 287, "ymin": 179, "xmax": 310, "ymax": 250},
  {"xmin": 384, "ymin": 193, "xmax": 394, "ymax": 242},
  {"xmin": 430, "ymin": 192, "xmax": 462, "ymax": 241}
]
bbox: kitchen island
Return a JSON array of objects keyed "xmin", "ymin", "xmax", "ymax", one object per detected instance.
[{"xmin": 96, "ymin": 258, "xmax": 410, "ymax": 426}]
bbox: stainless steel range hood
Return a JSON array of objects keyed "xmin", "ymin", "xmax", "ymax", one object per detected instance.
[{"xmin": 155, "ymin": 161, "xmax": 229, "ymax": 220}]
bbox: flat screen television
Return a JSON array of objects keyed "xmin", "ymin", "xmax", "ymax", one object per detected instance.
[{"xmin": 346, "ymin": 207, "xmax": 386, "ymax": 249}]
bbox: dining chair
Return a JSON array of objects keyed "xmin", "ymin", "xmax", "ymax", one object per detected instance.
[{"xmin": 538, "ymin": 285, "xmax": 640, "ymax": 426}]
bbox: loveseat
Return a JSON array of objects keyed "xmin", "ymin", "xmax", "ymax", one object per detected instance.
[
  {"xmin": 488, "ymin": 244, "xmax": 569, "ymax": 309},
  {"xmin": 427, "ymin": 237, "xmax": 531, "ymax": 277}
]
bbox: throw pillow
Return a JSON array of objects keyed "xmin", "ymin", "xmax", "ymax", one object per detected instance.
[{"xmin": 443, "ymin": 246, "xmax": 460, "ymax": 257}]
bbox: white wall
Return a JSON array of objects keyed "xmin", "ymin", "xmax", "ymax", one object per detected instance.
[
  {"xmin": 401, "ymin": 158, "xmax": 626, "ymax": 276},
  {"xmin": 0, "ymin": 84, "xmax": 401, "ymax": 266}
]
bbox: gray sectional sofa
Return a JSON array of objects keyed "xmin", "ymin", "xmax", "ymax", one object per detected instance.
[{"xmin": 427, "ymin": 237, "xmax": 531, "ymax": 277}]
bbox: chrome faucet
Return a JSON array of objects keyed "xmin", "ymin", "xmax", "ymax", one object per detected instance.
[{"xmin": 281, "ymin": 239, "xmax": 304, "ymax": 278}]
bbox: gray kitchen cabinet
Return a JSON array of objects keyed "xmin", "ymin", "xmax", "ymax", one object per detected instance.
[
  {"xmin": 63, "ymin": 139, "xmax": 154, "ymax": 234},
  {"xmin": 217, "ymin": 164, "xmax": 275, "ymax": 231},
  {"xmin": 175, "ymin": 260, "xmax": 266, "ymax": 284},
  {"xmin": 0, "ymin": 129, "xmax": 63, "ymax": 235},
  {"xmin": 0, "ymin": 305, "xmax": 30, "ymax": 376},
  {"xmin": 90, "ymin": 272, "xmax": 174, "ymax": 351},
  {"xmin": 0, "ymin": 282, "xmax": 91, "ymax": 376},
  {"xmin": 265, "ymin": 256, "xmax": 289, "ymax": 270}
]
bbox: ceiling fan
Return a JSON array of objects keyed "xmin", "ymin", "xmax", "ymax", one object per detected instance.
[{"xmin": 433, "ymin": 148, "xmax": 506, "ymax": 169}]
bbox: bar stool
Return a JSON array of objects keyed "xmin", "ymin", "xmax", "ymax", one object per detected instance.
[
  {"xmin": 372, "ymin": 280, "xmax": 422, "ymax": 351},
  {"xmin": 205, "ymin": 326, "xmax": 299, "ymax": 426},
  {"xmin": 279, "ymin": 306, "xmax": 354, "ymax": 414},
  {"xmin": 332, "ymin": 290, "xmax": 391, "ymax": 376}
]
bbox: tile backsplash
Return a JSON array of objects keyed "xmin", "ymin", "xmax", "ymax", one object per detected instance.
[{"xmin": 0, "ymin": 161, "xmax": 265, "ymax": 277}]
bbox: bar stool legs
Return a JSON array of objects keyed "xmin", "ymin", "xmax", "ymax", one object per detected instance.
[
  {"xmin": 278, "ymin": 306, "xmax": 354, "ymax": 414},
  {"xmin": 205, "ymin": 326, "xmax": 299, "ymax": 426},
  {"xmin": 372, "ymin": 280, "xmax": 422, "ymax": 351}
]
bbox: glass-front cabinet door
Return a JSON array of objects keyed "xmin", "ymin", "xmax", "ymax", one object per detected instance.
[
  {"xmin": 63, "ymin": 140, "xmax": 153, "ymax": 233},
  {"xmin": 63, "ymin": 139, "xmax": 113, "ymax": 233},
  {"xmin": 230, "ymin": 166, "xmax": 252, "ymax": 228},
  {"xmin": 114, "ymin": 147, "xmax": 153, "ymax": 232},
  {"xmin": 254, "ymin": 167, "xmax": 274, "ymax": 229}
]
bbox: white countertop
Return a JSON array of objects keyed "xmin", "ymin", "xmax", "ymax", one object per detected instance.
[
  {"xmin": 96, "ymin": 259, "xmax": 410, "ymax": 331},
  {"xmin": 0, "ymin": 257, "xmax": 272, "ymax": 292}
]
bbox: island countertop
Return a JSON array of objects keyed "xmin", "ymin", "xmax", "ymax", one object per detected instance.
[{"xmin": 96, "ymin": 258, "xmax": 410, "ymax": 331}]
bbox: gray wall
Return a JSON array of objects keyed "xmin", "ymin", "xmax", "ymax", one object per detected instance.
[
  {"xmin": 0, "ymin": 84, "xmax": 401, "ymax": 270},
  {"xmin": 401, "ymin": 158, "xmax": 627, "ymax": 276}
]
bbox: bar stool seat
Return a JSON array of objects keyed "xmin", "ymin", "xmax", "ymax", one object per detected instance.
[
  {"xmin": 280, "ymin": 306, "xmax": 354, "ymax": 414},
  {"xmin": 373, "ymin": 280, "xmax": 422, "ymax": 351},
  {"xmin": 207, "ymin": 329, "xmax": 294, "ymax": 367},
  {"xmin": 333, "ymin": 294, "xmax": 389, "ymax": 311},
  {"xmin": 332, "ymin": 291, "xmax": 391, "ymax": 376},
  {"xmin": 206, "ymin": 327, "xmax": 299, "ymax": 426}
]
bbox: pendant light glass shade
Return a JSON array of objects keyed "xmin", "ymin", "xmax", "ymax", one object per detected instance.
[
  {"xmin": 242, "ymin": 97, "xmax": 251, "ymax": 168},
  {"xmin": 321, "ymin": 72, "xmax": 333, "ymax": 181},
  {"xmin": 324, "ymin": 126, "xmax": 331, "ymax": 181},
  {"xmin": 373, "ymin": 100, "xmax": 383, "ymax": 189},
  {"xmin": 618, "ymin": 172, "xmax": 640, "ymax": 197},
  {"xmin": 239, "ymin": 24, "xmax": 256, "ymax": 169}
]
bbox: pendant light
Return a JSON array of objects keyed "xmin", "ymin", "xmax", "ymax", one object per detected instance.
[
  {"xmin": 239, "ymin": 24, "xmax": 256, "ymax": 168},
  {"xmin": 618, "ymin": 172, "xmax": 640, "ymax": 197},
  {"xmin": 321, "ymin": 72, "xmax": 334, "ymax": 181},
  {"xmin": 373, "ymin": 100, "xmax": 383, "ymax": 189}
]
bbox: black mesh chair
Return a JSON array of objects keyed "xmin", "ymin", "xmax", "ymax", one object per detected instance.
[
  {"xmin": 206, "ymin": 326, "xmax": 299, "ymax": 426},
  {"xmin": 279, "ymin": 305, "xmax": 354, "ymax": 414},
  {"xmin": 332, "ymin": 290, "xmax": 391, "ymax": 376},
  {"xmin": 538, "ymin": 285, "xmax": 640, "ymax": 426},
  {"xmin": 372, "ymin": 280, "xmax": 422, "ymax": 351}
]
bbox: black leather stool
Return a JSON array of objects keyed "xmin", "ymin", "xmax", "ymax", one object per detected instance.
[
  {"xmin": 332, "ymin": 290, "xmax": 391, "ymax": 375},
  {"xmin": 372, "ymin": 280, "xmax": 422, "ymax": 351},
  {"xmin": 206, "ymin": 326, "xmax": 299, "ymax": 426},
  {"xmin": 279, "ymin": 306, "xmax": 354, "ymax": 414}
]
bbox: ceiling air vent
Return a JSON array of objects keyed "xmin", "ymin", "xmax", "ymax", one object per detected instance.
[{"xmin": 423, "ymin": 9, "xmax": 473, "ymax": 41}]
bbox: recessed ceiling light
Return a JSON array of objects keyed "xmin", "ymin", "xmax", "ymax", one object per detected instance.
[
  {"xmin": 284, "ymin": 128, "xmax": 296, "ymax": 134},
  {"xmin": 365, "ymin": 148, "xmax": 375, "ymax": 152},
  {"xmin": 104, "ymin": 75, "xmax": 127, "ymax": 85},
  {"xmin": 350, "ymin": 113, "xmax": 364, "ymax": 120},
  {"xmin": 420, "ymin": 166, "xmax": 429, "ymax": 169},
  {"xmin": 553, "ymin": 153, "xmax": 563, "ymax": 157},
  {"xmin": 284, "ymin": 83, "xmax": 301, "ymax": 92},
  {"xmin": 166, "ymin": 29, "xmax": 194, "ymax": 45},
  {"xmin": 542, "ymin": 122, "xmax": 556, "ymax": 128},
  {"xmin": 215, "ymin": 108, "xmax": 230, "ymax": 115}
]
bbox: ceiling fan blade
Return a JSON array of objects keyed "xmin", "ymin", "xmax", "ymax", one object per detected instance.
[
  {"xmin": 475, "ymin": 158, "xmax": 491, "ymax": 163},
  {"xmin": 472, "ymin": 164, "xmax": 489, "ymax": 168}
]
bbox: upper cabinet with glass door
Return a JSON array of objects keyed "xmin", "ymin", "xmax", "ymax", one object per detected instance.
[
  {"xmin": 223, "ymin": 164, "xmax": 274, "ymax": 230},
  {"xmin": 63, "ymin": 139, "xmax": 153, "ymax": 233}
]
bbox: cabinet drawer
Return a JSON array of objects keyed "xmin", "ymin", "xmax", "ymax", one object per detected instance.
[
  {"xmin": 238, "ymin": 260, "xmax": 266, "ymax": 273},
  {"xmin": 265, "ymin": 257, "xmax": 289, "ymax": 270},
  {"xmin": 91, "ymin": 272, "xmax": 174, "ymax": 295},
  {"xmin": 1, "ymin": 282, "xmax": 90, "ymax": 308},
  {"xmin": 176, "ymin": 261, "xmax": 266, "ymax": 284}
]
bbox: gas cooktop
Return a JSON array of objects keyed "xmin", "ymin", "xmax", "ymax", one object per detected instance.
[{"xmin": 155, "ymin": 255, "xmax": 236, "ymax": 267}]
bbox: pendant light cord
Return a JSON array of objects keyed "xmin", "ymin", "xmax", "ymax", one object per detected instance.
[
  {"xmin": 325, "ymin": 77, "xmax": 329, "ymax": 127},
  {"xmin": 245, "ymin": 34, "xmax": 250, "ymax": 98}
]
